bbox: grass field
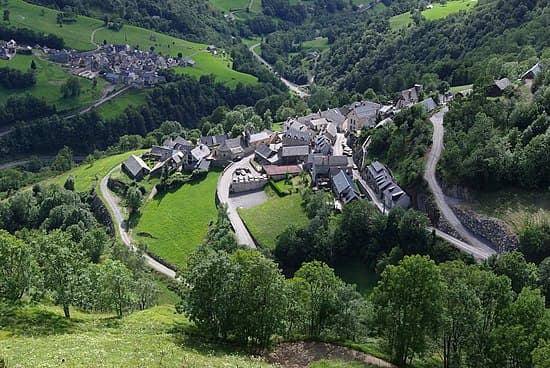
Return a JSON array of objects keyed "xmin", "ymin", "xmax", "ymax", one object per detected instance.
[
  {"xmin": 0, "ymin": 53, "xmax": 105, "ymax": 112},
  {"xmin": 239, "ymin": 192, "xmax": 309, "ymax": 250},
  {"xmin": 0, "ymin": 304, "xmax": 272, "ymax": 367},
  {"xmin": 390, "ymin": 0, "xmax": 477, "ymax": 30},
  {"xmin": 133, "ymin": 171, "xmax": 221, "ymax": 268},
  {"xmin": 175, "ymin": 52, "xmax": 258, "ymax": 86},
  {"xmin": 97, "ymin": 89, "xmax": 148, "ymax": 119},
  {"xmin": 302, "ymin": 37, "xmax": 330, "ymax": 52},
  {"xmin": 449, "ymin": 83, "xmax": 474, "ymax": 93},
  {"xmin": 42, "ymin": 150, "xmax": 147, "ymax": 192},
  {"xmin": 473, "ymin": 187, "xmax": 550, "ymax": 232}
]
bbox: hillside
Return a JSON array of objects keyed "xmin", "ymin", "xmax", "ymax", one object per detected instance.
[{"xmin": 0, "ymin": 304, "xmax": 272, "ymax": 368}]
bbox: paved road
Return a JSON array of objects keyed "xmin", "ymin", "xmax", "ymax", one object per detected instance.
[
  {"xmin": 0, "ymin": 126, "xmax": 14, "ymax": 138},
  {"xmin": 216, "ymin": 156, "xmax": 257, "ymax": 248},
  {"xmin": 424, "ymin": 108, "xmax": 496, "ymax": 260},
  {"xmin": 64, "ymin": 85, "xmax": 130, "ymax": 119},
  {"xmin": 249, "ymin": 43, "xmax": 310, "ymax": 98},
  {"xmin": 334, "ymin": 133, "xmax": 346, "ymax": 156},
  {"xmin": 99, "ymin": 166, "xmax": 177, "ymax": 278}
]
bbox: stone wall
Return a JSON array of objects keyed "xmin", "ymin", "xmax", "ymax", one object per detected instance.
[{"xmin": 452, "ymin": 206, "xmax": 519, "ymax": 252}]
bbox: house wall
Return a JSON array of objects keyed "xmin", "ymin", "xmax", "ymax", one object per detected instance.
[{"xmin": 231, "ymin": 178, "xmax": 268, "ymax": 193}]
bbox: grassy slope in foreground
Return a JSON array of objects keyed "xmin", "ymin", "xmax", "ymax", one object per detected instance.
[
  {"xmin": 41, "ymin": 150, "xmax": 147, "ymax": 192},
  {"xmin": 0, "ymin": 53, "xmax": 105, "ymax": 112},
  {"xmin": 133, "ymin": 171, "xmax": 221, "ymax": 268},
  {"xmin": 390, "ymin": 0, "xmax": 477, "ymax": 30},
  {"xmin": 239, "ymin": 192, "xmax": 309, "ymax": 250},
  {"xmin": 0, "ymin": 304, "xmax": 271, "ymax": 368}
]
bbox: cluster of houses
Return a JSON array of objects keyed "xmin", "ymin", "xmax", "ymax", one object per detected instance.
[
  {"xmin": 365, "ymin": 161, "xmax": 410, "ymax": 211},
  {"xmin": 0, "ymin": 40, "xmax": 17, "ymax": 60}
]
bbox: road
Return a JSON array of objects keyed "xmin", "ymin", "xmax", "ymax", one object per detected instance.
[
  {"xmin": 64, "ymin": 85, "xmax": 130, "ymax": 119},
  {"xmin": 216, "ymin": 156, "xmax": 257, "ymax": 248},
  {"xmin": 99, "ymin": 166, "xmax": 177, "ymax": 278},
  {"xmin": 333, "ymin": 133, "xmax": 346, "ymax": 156},
  {"xmin": 249, "ymin": 43, "xmax": 310, "ymax": 98},
  {"xmin": 0, "ymin": 126, "xmax": 14, "ymax": 138},
  {"xmin": 90, "ymin": 26, "xmax": 104, "ymax": 50},
  {"xmin": 424, "ymin": 108, "xmax": 496, "ymax": 260}
]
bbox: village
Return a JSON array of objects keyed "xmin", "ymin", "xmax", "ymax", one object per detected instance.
[{"xmin": 1, "ymin": 38, "xmax": 212, "ymax": 88}]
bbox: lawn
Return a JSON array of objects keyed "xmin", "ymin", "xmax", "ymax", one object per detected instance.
[
  {"xmin": 0, "ymin": 53, "xmax": 106, "ymax": 112},
  {"xmin": 449, "ymin": 83, "xmax": 474, "ymax": 94},
  {"xmin": 175, "ymin": 52, "xmax": 258, "ymax": 87},
  {"xmin": 97, "ymin": 89, "xmax": 148, "ymax": 119},
  {"xmin": 43, "ymin": 149, "xmax": 147, "ymax": 193},
  {"xmin": 473, "ymin": 187, "xmax": 550, "ymax": 232},
  {"xmin": 0, "ymin": 304, "xmax": 272, "ymax": 367},
  {"xmin": 302, "ymin": 37, "xmax": 330, "ymax": 52},
  {"xmin": 239, "ymin": 192, "xmax": 309, "ymax": 250},
  {"xmin": 209, "ymin": 0, "xmax": 252, "ymax": 13},
  {"xmin": 133, "ymin": 171, "xmax": 221, "ymax": 268},
  {"xmin": 390, "ymin": 0, "xmax": 477, "ymax": 30}
]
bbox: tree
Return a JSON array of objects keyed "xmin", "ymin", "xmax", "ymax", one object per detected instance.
[
  {"xmin": 202, "ymin": 205, "xmax": 238, "ymax": 253},
  {"xmin": 98, "ymin": 259, "xmax": 136, "ymax": 317},
  {"xmin": 294, "ymin": 261, "xmax": 344, "ymax": 338},
  {"xmin": 33, "ymin": 230, "xmax": 87, "ymax": 318},
  {"xmin": 80, "ymin": 228, "xmax": 108, "ymax": 263},
  {"xmin": 372, "ymin": 255, "xmax": 444, "ymax": 366},
  {"xmin": 3, "ymin": 10, "xmax": 9, "ymax": 23},
  {"xmin": 135, "ymin": 275, "xmax": 158, "ymax": 310},
  {"xmin": 532, "ymin": 339, "xmax": 550, "ymax": 368},
  {"xmin": 230, "ymin": 250, "xmax": 287, "ymax": 349},
  {"xmin": 538, "ymin": 257, "xmax": 550, "ymax": 305},
  {"xmin": 52, "ymin": 146, "xmax": 74, "ymax": 172},
  {"xmin": 63, "ymin": 175, "xmax": 75, "ymax": 191},
  {"xmin": 125, "ymin": 186, "xmax": 143, "ymax": 215},
  {"xmin": 60, "ymin": 76, "xmax": 81, "ymax": 98},
  {"xmin": 0, "ymin": 231, "xmax": 35, "ymax": 302},
  {"xmin": 491, "ymin": 251, "xmax": 538, "ymax": 293},
  {"xmin": 30, "ymin": 60, "xmax": 36, "ymax": 70}
]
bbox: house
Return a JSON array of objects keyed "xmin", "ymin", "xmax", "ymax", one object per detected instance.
[
  {"xmin": 520, "ymin": 62, "xmax": 542, "ymax": 81},
  {"xmin": 195, "ymin": 158, "xmax": 211, "ymax": 173},
  {"xmin": 325, "ymin": 123, "xmax": 337, "ymax": 143},
  {"xmin": 279, "ymin": 145, "xmax": 310, "ymax": 165},
  {"xmin": 346, "ymin": 101, "xmax": 381, "ymax": 132},
  {"xmin": 182, "ymin": 58, "xmax": 196, "ymax": 67},
  {"xmin": 313, "ymin": 135, "xmax": 332, "ymax": 155},
  {"xmin": 200, "ymin": 134, "xmax": 228, "ymax": 147},
  {"xmin": 395, "ymin": 84, "xmax": 423, "ymax": 109},
  {"xmin": 310, "ymin": 117, "xmax": 330, "ymax": 132},
  {"xmin": 417, "ymin": 97, "xmax": 437, "ymax": 113},
  {"xmin": 216, "ymin": 137, "xmax": 244, "ymax": 161},
  {"xmin": 186, "ymin": 144, "xmax": 211, "ymax": 171},
  {"xmin": 122, "ymin": 155, "xmax": 150, "ymax": 180},
  {"xmin": 379, "ymin": 105, "xmax": 394, "ymax": 118},
  {"xmin": 309, "ymin": 155, "xmax": 352, "ymax": 183},
  {"xmin": 150, "ymin": 151, "xmax": 185, "ymax": 177},
  {"xmin": 248, "ymin": 131, "xmax": 272, "ymax": 148},
  {"xmin": 147, "ymin": 145, "xmax": 174, "ymax": 161},
  {"xmin": 383, "ymin": 183, "xmax": 410, "ymax": 210},
  {"xmin": 487, "ymin": 78, "xmax": 512, "ymax": 97},
  {"xmin": 163, "ymin": 136, "xmax": 194, "ymax": 152},
  {"xmin": 254, "ymin": 143, "xmax": 278, "ymax": 165},
  {"xmin": 263, "ymin": 165, "xmax": 302, "ymax": 181},
  {"xmin": 332, "ymin": 170, "xmax": 360, "ymax": 205},
  {"xmin": 6, "ymin": 40, "xmax": 16, "ymax": 56},
  {"xmin": 375, "ymin": 117, "xmax": 393, "ymax": 129},
  {"xmin": 455, "ymin": 88, "xmax": 473, "ymax": 98},
  {"xmin": 282, "ymin": 128, "xmax": 311, "ymax": 146},
  {"xmin": 365, "ymin": 161, "xmax": 410, "ymax": 210},
  {"xmin": 50, "ymin": 50, "xmax": 70, "ymax": 64},
  {"xmin": 282, "ymin": 119, "xmax": 309, "ymax": 133}
]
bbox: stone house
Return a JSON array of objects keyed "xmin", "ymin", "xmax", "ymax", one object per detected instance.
[
  {"xmin": 332, "ymin": 170, "xmax": 360, "ymax": 205},
  {"xmin": 122, "ymin": 155, "xmax": 150, "ymax": 180},
  {"xmin": 346, "ymin": 101, "xmax": 381, "ymax": 132}
]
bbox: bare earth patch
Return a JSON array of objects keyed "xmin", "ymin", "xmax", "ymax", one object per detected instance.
[{"xmin": 265, "ymin": 342, "xmax": 396, "ymax": 368}]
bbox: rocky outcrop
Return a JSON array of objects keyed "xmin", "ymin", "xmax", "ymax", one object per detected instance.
[{"xmin": 452, "ymin": 206, "xmax": 519, "ymax": 252}]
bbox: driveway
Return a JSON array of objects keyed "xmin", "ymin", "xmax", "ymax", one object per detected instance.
[
  {"xmin": 99, "ymin": 166, "xmax": 177, "ymax": 278},
  {"xmin": 424, "ymin": 108, "xmax": 496, "ymax": 260},
  {"xmin": 216, "ymin": 156, "xmax": 258, "ymax": 248}
]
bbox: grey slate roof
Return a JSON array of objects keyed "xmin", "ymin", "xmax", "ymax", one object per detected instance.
[
  {"xmin": 312, "ymin": 155, "xmax": 350, "ymax": 167},
  {"xmin": 418, "ymin": 97, "xmax": 437, "ymax": 112},
  {"xmin": 494, "ymin": 78, "xmax": 512, "ymax": 91},
  {"xmin": 520, "ymin": 62, "xmax": 542, "ymax": 79},
  {"xmin": 281, "ymin": 145, "xmax": 310, "ymax": 157},
  {"xmin": 332, "ymin": 170, "xmax": 354, "ymax": 195},
  {"xmin": 283, "ymin": 128, "xmax": 311, "ymax": 143},
  {"xmin": 123, "ymin": 155, "xmax": 150, "ymax": 178},
  {"xmin": 200, "ymin": 134, "xmax": 228, "ymax": 146},
  {"xmin": 351, "ymin": 101, "xmax": 381, "ymax": 119},
  {"xmin": 249, "ymin": 131, "xmax": 271, "ymax": 144},
  {"xmin": 255, "ymin": 143, "xmax": 276, "ymax": 160},
  {"xmin": 191, "ymin": 144, "xmax": 211, "ymax": 161}
]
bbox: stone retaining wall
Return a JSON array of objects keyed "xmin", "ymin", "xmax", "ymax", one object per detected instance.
[{"xmin": 452, "ymin": 206, "xmax": 519, "ymax": 252}]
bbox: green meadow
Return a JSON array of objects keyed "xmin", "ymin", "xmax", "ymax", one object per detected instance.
[
  {"xmin": 239, "ymin": 192, "xmax": 309, "ymax": 250},
  {"xmin": 0, "ymin": 54, "xmax": 105, "ymax": 112},
  {"xmin": 302, "ymin": 37, "xmax": 330, "ymax": 52},
  {"xmin": 390, "ymin": 0, "xmax": 477, "ymax": 30},
  {"xmin": 133, "ymin": 171, "xmax": 221, "ymax": 268},
  {"xmin": 43, "ymin": 149, "xmax": 147, "ymax": 192},
  {"xmin": 0, "ymin": 304, "xmax": 272, "ymax": 368},
  {"xmin": 96, "ymin": 89, "xmax": 148, "ymax": 119}
]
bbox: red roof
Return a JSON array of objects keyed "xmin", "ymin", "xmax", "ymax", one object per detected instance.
[{"xmin": 263, "ymin": 165, "xmax": 302, "ymax": 176}]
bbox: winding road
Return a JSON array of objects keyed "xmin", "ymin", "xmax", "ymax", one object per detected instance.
[
  {"xmin": 424, "ymin": 108, "xmax": 496, "ymax": 260},
  {"xmin": 99, "ymin": 166, "xmax": 177, "ymax": 278},
  {"xmin": 216, "ymin": 156, "xmax": 257, "ymax": 248},
  {"xmin": 249, "ymin": 43, "xmax": 310, "ymax": 98}
]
